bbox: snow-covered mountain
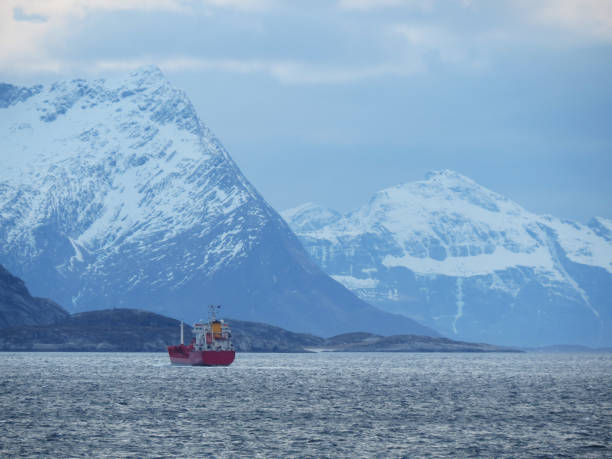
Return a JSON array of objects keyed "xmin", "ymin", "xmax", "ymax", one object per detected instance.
[
  {"xmin": 0, "ymin": 66, "xmax": 436, "ymax": 337},
  {"xmin": 282, "ymin": 170, "xmax": 612, "ymax": 346}
]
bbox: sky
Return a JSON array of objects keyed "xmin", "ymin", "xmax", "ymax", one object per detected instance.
[{"xmin": 1, "ymin": 0, "xmax": 611, "ymax": 222}]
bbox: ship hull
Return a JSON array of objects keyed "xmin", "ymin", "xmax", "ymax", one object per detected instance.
[{"xmin": 167, "ymin": 345, "xmax": 235, "ymax": 366}]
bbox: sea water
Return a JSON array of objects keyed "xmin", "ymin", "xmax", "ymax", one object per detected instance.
[{"xmin": 0, "ymin": 352, "xmax": 610, "ymax": 457}]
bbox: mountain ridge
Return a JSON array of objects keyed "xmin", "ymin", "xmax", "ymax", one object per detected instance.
[
  {"xmin": 282, "ymin": 170, "xmax": 612, "ymax": 347},
  {"xmin": 0, "ymin": 66, "xmax": 435, "ymax": 338}
]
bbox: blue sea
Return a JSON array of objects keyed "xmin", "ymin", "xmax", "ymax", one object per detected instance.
[{"xmin": 1, "ymin": 352, "xmax": 611, "ymax": 457}]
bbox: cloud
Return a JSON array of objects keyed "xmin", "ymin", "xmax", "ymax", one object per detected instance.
[
  {"xmin": 92, "ymin": 57, "xmax": 423, "ymax": 84},
  {"xmin": 6, "ymin": 0, "xmax": 270, "ymax": 17},
  {"xmin": 0, "ymin": 0, "xmax": 280, "ymax": 75},
  {"xmin": 13, "ymin": 6, "xmax": 47, "ymax": 22},
  {"xmin": 512, "ymin": 0, "xmax": 612, "ymax": 42},
  {"xmin": 2, "ymin": 0, "xmax": 610, "ymax": 82},
  {"xmin": 199, "ymin": 0, "xmax": 274, "ymax": 10},
  {"xmin": 338, "ymin": 0, "xmax": 435, "ymax": 11},
  {"xmin": 338, "ymin": 0, "xmax": 428, "ymax": 10},
  {"xmin": 342, "ymin": 0, "xmax": 612, "ymax": 43},
  {"xmin": 9, "ymin": 0, "xmax": 189, "ymax": 18},
  {"xmin": 4, "ymin": 53, "xmax": 421, "ymax": 84},
  {"xmin": 1, "ymin": 1, "xmax": 185, "ymax": 75},
  {"xmin": 390, "ymin": 24, "xmax": 467, "ymax": 64},
  {"xmin": 338, "ymin": 0, "xmax": 476, "ymax": 11}
]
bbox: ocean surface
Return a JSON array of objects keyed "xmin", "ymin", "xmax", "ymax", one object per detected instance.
[{"xmin": 1, "ymin": 352, "xmax": 611, "ymax": 457}]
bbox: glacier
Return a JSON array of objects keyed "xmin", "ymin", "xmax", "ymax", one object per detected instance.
[
  {"xmin": 0, "ymin": 66, "xmax": 435, "ymax": 338},
  {"xmin": 282, "ymin": 170, "xmax": 612, "ymax": 346}
]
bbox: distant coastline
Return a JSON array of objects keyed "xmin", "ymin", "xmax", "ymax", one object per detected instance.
[{"xmin": 0, "ymin": 308, "xmax": 523, "ymax": 354}]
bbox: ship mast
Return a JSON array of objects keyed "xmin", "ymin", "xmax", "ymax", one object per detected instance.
[
  {"xmin": 209, "ymin": 304, "xmax": 218, "ymax": 322},
  {"xmin": 209, "ymin": 304, "xmax": 216, "ymax": 348}
]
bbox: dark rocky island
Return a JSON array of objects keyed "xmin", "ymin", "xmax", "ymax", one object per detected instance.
[
  {"xmin": 0, "ymin": 309, "xmax": 324, "ymax": 353},
  {"xmin": 227, "ymin": 319, "xmax": 323, "ymax": 352},
  {"xmin": 0, "ymin": 308, "xmax": 520, "ymax": 353},
  {"xmin": 308, "ymin": 332, "xmax": 520, "ymax": 353}
]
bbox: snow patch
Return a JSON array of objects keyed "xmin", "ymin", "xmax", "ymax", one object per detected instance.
[
  {"xmin": 331, "ymin": 275, "xmax": 379, "ymax": 289},
  {"xmin": 68, "ymin": 237, "xmax": 84, "ymax": 264},
  {"xmin": 452, "ymin": 277, "xmax": 464, "ymax": 334},
  {"xmin": 382, "ymin": 246, "xmax": 557, "ymax": 277}
]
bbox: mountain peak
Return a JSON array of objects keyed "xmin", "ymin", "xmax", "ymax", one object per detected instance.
[
  {"xmin": 124, "ymin": 64, "xmax": 167, "ymax": 87},
  {"xmin": 364, "ymin": 170, "xmax": 512, "ymax": 218},
  {"xmin": 284, "ymin": 173, "xmax": 612, "ymax": 347},
  {"xmin": 129, "ymin": 64, "xmax": 164, "ymax": 77},
  {"xmin": 424, "ymin": 169, "xmax": 473, "ymax": 183},
  {"xmin": 1, "ymin": 64, "xmax": 207, "ymax": 171},
  {"xmin": 421, "ymin": 170, "xmax": 490, "ymax": 194},
  {"xmin": 281, "ymin": 202, "xmax": 341, "ymax": 233}
]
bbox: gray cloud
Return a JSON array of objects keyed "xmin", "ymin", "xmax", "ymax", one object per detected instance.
[{"xmin": 13, "ymin": 7, "xmax": 47, "ymax": 23}]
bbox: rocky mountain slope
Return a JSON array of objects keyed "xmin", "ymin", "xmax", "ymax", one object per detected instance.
[
  {"xmin": 282, "ymin": 170, "xmax": 612, "ymax": 347},
  {"xmin": 0, "ymin": 264, "xmax": 68, "ymax": 328},
  {"xmin": 0, "ymin": 66, "xmax": 434, "ymax": 337}
]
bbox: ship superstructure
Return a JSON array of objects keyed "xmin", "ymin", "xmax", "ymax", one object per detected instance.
[{"xmin": 167, "ymin": 305, "xmax": 235, "ymax": 366}]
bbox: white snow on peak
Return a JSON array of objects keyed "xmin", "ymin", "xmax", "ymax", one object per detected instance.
[
  {"xmin": 425, "ymin": 169, "xmax": 479, "ymax": 184},
  {"xmin": 125, "ymin": 65, "xmax": 166, "ymax": 84},
  {"xmin": 286, "ymin": 171, "xmax": 612, "ymax": 279},
  {"xmin": 0, "ymin": 67, "xmax": 266, "ymax": 277}
]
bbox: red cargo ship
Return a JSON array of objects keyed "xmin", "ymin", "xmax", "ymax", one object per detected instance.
[{"xmin": 167, "ymin": 305, "xmax": 235, "ymax": 366}]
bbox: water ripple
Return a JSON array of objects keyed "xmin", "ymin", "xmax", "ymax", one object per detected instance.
[{"xmin": 0, "ymin": 352, "xmax": 611, "ymax": 457}]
